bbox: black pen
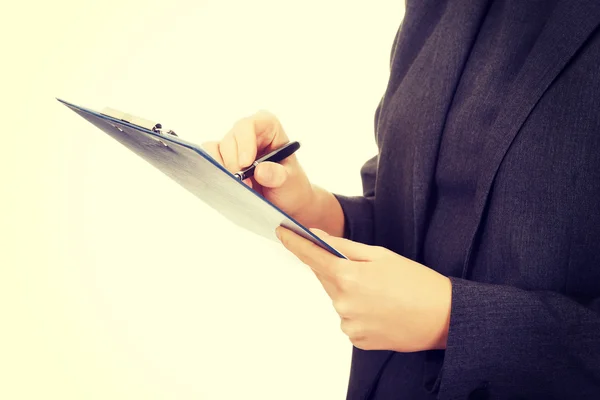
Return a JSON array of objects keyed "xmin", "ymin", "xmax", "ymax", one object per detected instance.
[{"xmin": 234, "ymin": 141, "xmax": 301, "ymax": 181}]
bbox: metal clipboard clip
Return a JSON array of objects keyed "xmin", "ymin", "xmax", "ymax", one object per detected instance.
[{"xmin": 101, "ymin": 107, "xmax": 178, "ymax": 147}]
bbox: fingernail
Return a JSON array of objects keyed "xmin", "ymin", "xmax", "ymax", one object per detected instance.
[{"xmin": 275, "ymin": 227, "xmax": 282, "ymax": 241}]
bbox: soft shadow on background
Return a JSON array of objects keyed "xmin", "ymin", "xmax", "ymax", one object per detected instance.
[{"xmin": 1, "ymin": 1, "xmax": 404, "ymax": 398}]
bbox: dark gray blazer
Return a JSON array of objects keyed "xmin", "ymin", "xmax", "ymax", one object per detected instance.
[{"xmin": 335, "ymin": 1, "xmax": 600, "ymax": 399}]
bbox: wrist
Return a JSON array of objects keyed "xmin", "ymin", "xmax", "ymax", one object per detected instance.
[
  {"xmin": 304, "ymin": 185, "xmax": 345, "ymax": 237},
  {"xmin": 432, "ymin": 276, "xmax": 452, "ymax": 349}
]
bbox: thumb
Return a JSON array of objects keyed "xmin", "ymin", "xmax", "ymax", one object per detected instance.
[
  {"xmin": 254, "ymin": 162, "xmax": 288, "ymax": 188},
  {"xmin": 309, "ymin": 228, "xmax": 385, "ymax": 262}
]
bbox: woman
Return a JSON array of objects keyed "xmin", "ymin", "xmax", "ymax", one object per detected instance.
[{"xmin": 204, "ymin": 1, "xmax": 600, "ymax": 398}]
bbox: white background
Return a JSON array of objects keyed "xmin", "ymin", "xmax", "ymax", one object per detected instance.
[{"xmin": 1, "ymin": 1, "xmax": 405, "ymax": 398}]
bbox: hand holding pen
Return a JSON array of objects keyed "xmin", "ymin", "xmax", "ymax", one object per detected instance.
[
  {"xmin": 201, "ymin": 112, "xmax": 319, "ymax": 226},
  {"xmin": 201, "ymin": 111, "xmax": 344, "ymax": 237},
  {"xmin": 233, "ymin": 141, "xmax": 300, "ymax": 181}
]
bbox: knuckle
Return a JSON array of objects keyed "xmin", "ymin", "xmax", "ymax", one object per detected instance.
[
  {"xmin": 373, "ymin": 245, "xmax": 390, "ymax": 257},
  {"xmin": 339, "ymin": 318, "xmax": 351, "ymax": 335},
  {"xmin": 231, "ymin": 116, "xmax": 250, "ymax": 130},
  {"xmin": 232, "ymin": 123, "xmax": 252, "ymax": 143},
  {"xmin": 335, "ymin": 265, "xmax": 359, "ymax": 292},
  {"xmin": 255, "ymin": 110, "xmax": 284, "ymax": 132},
  {"xmin": 252, "ymin": 110, "xmax": 288, "ymax": 143},
  {"xmin": 340, "ymin": 319, "xmax": 364, "ymax": 343},
  {"xmin": 232, "ymin": 119, "xmax": 251, "ymax": 137},
  {"xmin": 333, "ymin": 299, "xmax": 352, "ymax": 318},
  {"xmin": 254, "ymin": 109, "xmax": 277, "ymax": 120},
  {"xmin": 229, "ymin": 119, "xmax": 255, "ymax": 146}
]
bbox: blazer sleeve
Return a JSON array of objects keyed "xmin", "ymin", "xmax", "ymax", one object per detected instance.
[
  {"xmin": 333, "ymin": 154, "xmax": 378, "ymax": 244},
  {"xmin": 437, "ymin": 277, "xmax": 600, "ymax": 399}
]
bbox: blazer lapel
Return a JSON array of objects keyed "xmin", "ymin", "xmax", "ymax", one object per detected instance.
[
  {"xmin": 461, "ymin": 1, "xmax": 600, "ymax": 278},
  {"xmin": 352, "ymin": 3, "xmax": 495, "ymax": 399},
  {"xmin": 408, "ymin": 1, "xmax": 494, "ymax": 262}
]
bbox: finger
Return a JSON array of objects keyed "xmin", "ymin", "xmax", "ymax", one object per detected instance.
[
  {"xmin": 227, "ymin": 111, "xmax": 288, "ymax": 168},
  {"xmin": 310, "ymin": 228, "xmax": 386, "ymax": 262},
  {"xmin": 242, "ymin": 178, "xmax": 253, "ymax": 189},
  {"xmin": 232, "ymin": 119, "xmax": 258, "ymax": 168},
  {"xmin": 254, "ymin": 162, "xmax": 288, "ymax": 188},
  {"xmin": 201, "ymin": 141, "xmax": 225, "ymax": 165},
  {"xmin": 218, "ymin": 132, "xmax": 240, "ymax": 172},
  {"xmin": 252, "ymin": 110, "xmax": 290, "ymax": 152},
  {"xmin": 311, "ymin": 268, "xmax": 339, "ymax": 299},
  {"xmin": 276, "ymin": 227, "xmax": 339, "ymax": 278}
]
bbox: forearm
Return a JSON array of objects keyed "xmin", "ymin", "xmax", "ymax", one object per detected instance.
[{"xmin": 302, "ymin": 185, "xmax": 345, "ymax": 237}]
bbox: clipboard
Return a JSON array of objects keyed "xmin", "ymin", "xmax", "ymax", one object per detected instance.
[{"xmin": 58, "ymin": 99, "xmax": 346, "ymax": 259}]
